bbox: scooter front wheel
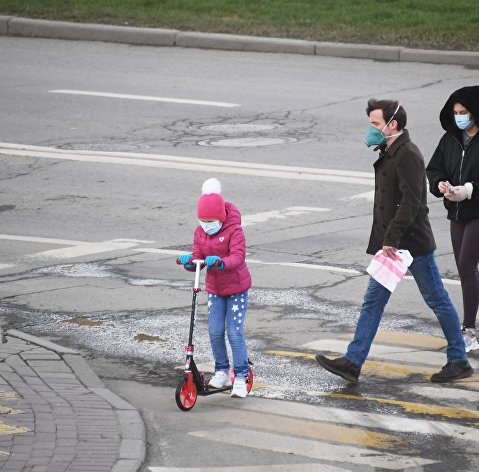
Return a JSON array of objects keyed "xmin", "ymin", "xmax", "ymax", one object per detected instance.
[{"xmin": 175, "ymin": 378, "xmax": 197, "ymax": 411}]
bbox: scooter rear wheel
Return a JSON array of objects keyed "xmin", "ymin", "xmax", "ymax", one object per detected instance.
[
  {"xmin": 246, "ymin": 368, "xmax": 254, "ymax": 393},
  {"xmin": 175, "ymin": 378, "xmax": 197, "ymax": 411}
]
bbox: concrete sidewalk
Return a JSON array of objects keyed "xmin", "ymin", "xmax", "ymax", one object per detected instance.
[
  {"xmin": 0, "ymin": 330, "xmax": 145, "ymax": 472},
  {"xmin": 0, "ymin": 16, "xmax": 478, "ymax": 67}
]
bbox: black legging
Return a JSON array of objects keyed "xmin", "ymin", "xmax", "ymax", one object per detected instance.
[{"xmin": 450, "ymin": 218, "xmax": 479, "ymax": 329}]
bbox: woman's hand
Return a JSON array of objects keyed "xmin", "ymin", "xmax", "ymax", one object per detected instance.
[{"xmin": 438, "ymin": 181, "xmax": 449, "ymax": 194}]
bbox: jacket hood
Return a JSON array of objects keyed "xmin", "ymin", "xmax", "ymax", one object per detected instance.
[
  {"xmin": 439, "ymin": 86, "xmax": 479, "ymax": 134},
  {"xmin": 222, "ymin": 202, "xmax": 242, "ymax": 230}
]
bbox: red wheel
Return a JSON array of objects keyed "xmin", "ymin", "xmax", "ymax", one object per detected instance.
[
  {"xmin": 175, "ymin": 377, "xmax": 197, "ymax": 411},
  {"xmin": 246, "ymin": 368, "xmax": 253, "ymax": 393}
]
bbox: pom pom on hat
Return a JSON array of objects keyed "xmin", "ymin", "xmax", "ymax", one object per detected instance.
[
  {"xmin": 197, "ymin": 178, "xmax": 226, "ymax": 222},
  {"xmin": 202, "ymin": 178, "xmax": 222, "ymax": 195}
]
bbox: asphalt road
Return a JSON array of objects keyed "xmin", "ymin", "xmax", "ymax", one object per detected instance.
[{"xmin": 1, "ymin": 36, "xmax": 479, "ymax": 471}]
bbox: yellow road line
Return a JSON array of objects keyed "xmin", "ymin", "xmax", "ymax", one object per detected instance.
[
  {"xmin": 200, "ymin": 409, "xmax": 405, "ymax": 450},
  {"xmin": 264, "ymin": 350, "xmax": 316, "ymax": 360}
]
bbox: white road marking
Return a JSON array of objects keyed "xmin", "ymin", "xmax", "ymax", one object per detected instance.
[
  {"xmin": 243, "ymin": 206, "xmax": 330, "ymax": 226},
  {"xmin": 150, "ymin": 464, "xmax": 349, "ymax": 472},
  {"xmin": 403, "ymin": 274, "xmax": 461, "ymax": 286},
  {"xmin": 136, "ymin": 248, "xmax": 362, "ymax": 275},
  {"xmin": 136, "ymin": 248, "xmax": 463, "ymax": 285},
  {"xmin": 0, "ymin": 234, "xmax": 152, "ymax": 261},
  {"xmin": 0, "ymin": 143, "xmax": 375, "ymax": 185},
  {"xmin": 175, "ymin": 361, "xmax": 215, "ymax": 373},
  {"xmin": 300, "ymin": 339, "xmax": 479, "ymax": 369},
  {"xmin": 0, "ymin": 234, "xmax": 85, "ymax": 245},
  {"xmin": 26, "ymin": 241, "xmax": 140, "ymax": 260},
  {"xmin": 230, "ymin": 396, "xmax": 479, "ymax": 443},
  {"xmin": 189, "ymin": 428, "xmax": 437, "ymax": 469},
  {"xmin": 49, "ymin": 89, "xmax": 240, "ymax": 108},
  {"xmin": 0, "ymin": 234, "xmax": 462, "ymax": 287},
  {"xmin": 341, "ymin": 190, "xmax": 375, "ymax": 202},
  {"xmin": 407, "ymin": 385, "xmax": 479, "ymax": 403}
]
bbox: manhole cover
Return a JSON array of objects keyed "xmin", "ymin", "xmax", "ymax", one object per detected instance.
[
  {"xmin": 200, "ymin": 124, "xmax": 276, "ymax": 133},
  {"xmin": 198, "ymin": 137, "xmax": 297, "ymax": 147}
]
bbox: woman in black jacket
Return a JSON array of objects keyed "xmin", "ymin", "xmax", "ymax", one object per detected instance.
[{"xmin": 426, "ymin": 86, "xmax": 479, "ymax": 352}]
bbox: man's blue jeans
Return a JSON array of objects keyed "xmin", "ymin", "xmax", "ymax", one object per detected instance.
[
  {"xmin": 346, "ymin": 252, "xmax": 467, "ymax": 367},
  {"xmin": 207, "ymin": 291, "xmax": 249, "ymax": 378}
]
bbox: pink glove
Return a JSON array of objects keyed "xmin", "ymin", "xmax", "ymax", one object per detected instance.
[{"xmin": 445, "ymin": 185, "xmax": 468, "ymax": 202}]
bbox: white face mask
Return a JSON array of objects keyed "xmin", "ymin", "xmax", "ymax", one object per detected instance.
[{"xmin": 199, "ymin": 220, "xmax": 222, "ymax": 235}]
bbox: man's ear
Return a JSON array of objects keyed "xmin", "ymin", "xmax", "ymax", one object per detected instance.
[{"xmin": 389, "ymin": 119, "xmax": 398, "ymax": 131}]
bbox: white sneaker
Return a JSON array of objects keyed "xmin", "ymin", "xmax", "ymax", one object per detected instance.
[
  {"xmin": 209, "ymin": 371, "xmax": 232, "ymax": 389},
  {"xmin": 231, "ymin": 377, "xmax": 247, "ymax": 398},
  {"xmin": 463, "ymin": 327, "xmax": 479, "ymax": 353}
]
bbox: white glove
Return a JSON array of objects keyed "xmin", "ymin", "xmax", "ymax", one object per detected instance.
[{"xmin": 445, "ymin": 185, "xmax": 468, "ymax": 202}]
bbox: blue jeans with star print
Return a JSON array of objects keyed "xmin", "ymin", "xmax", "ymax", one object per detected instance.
[{"xmin": 207, "ymin": 291, "xmax": 249, "ymax": 378}]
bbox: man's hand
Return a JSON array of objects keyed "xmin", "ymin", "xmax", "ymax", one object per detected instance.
[{"xmin": 382, "ymin": 246, "xmax": 399, "ymax": 260}]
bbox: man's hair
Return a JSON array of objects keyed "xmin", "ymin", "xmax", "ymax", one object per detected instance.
[{"xmin": 366, "ymin": 99, "xmax": 407, "ymax": 130}]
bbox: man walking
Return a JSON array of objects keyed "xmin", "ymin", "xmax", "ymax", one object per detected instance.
[{"xmin": 315, "ymin": 99, "xmax": 472, "ymax": 383}]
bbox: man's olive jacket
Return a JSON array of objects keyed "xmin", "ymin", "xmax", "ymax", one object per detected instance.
[{"xmin": 367, "ymin": 129, "xmax": 437, "ymax": 257}]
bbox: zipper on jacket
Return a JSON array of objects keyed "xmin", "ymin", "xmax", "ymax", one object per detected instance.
[{"xmin": 455, "ymin": 148, "xmax": 465, "ymax": 221}]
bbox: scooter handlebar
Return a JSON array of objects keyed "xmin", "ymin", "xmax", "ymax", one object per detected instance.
[{"xmin": 176, "ymin": 257, "xmax": 205, "ymax": 265}]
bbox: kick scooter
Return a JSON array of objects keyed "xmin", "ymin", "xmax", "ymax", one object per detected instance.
[{"xmin": 175, "ymin": 258, "xmax": 253, "ymax": 411}]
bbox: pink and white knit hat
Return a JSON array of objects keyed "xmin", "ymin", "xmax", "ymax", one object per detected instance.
[{"xmin": 197, "ymin": 178, "xmax": 226, "ymax": 221}]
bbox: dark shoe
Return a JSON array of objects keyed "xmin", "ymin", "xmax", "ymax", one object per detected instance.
[
  {"xmin": 430, "ymin": 361, "xmax": 473, "ymax": 383},
  {"xmin": 315, "ymin": 354, "xmax": 360, "ymax": 383}
]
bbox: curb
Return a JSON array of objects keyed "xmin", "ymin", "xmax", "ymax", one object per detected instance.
[
  {"xmin": 1, "ymin": 15, "xmax": 478, "ymax": 67},
  {"xmin": 6, "ymin": 329, "xmax": 146, "ymax": 472}
]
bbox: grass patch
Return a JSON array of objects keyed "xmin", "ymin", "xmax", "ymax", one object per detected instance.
[{"xmin": 1, "ymin": 0, "xmax": 478, "ymax": 50}]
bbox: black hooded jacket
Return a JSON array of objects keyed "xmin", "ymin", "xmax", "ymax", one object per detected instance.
[{"xmin": 426, "ymin": 86, "xmax": 479, "ymax": 220}]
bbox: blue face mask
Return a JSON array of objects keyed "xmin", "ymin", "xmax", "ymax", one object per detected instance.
[
  {"xmin": 455, "ymin": 114, "xmax": 474, "ymax": 131},
  {"xmin": 200, "ymin": 220, "xmax": 222, "ymax": 235}
]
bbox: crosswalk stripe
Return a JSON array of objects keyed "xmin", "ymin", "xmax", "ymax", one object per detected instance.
[
  {"xmin": 265, "ymin": 349, "xmax": 479, "ymax": 387},
  {"xmin": 189, "ymin": 427, "xmax": 437, "ymax": 470},
  {"xmin": 340, "ymin": 330, "xmax": 447, "ymax": 349},
  {"xmin": 325, "ymin": 393, "xmax": 479, "ymax": 420},
  {"xmin": 407, "ymin": 385, "xmax": 479, "ymax": 403},
  {"xmin": 193, "ymin": 409, "xmax": 404, "ymax": 449},
  {"xmin": 259, "ymin": 384, "xmax": 479, "ymax": 423},
  {"xmin": 300, "ymin": 339, "xmax": 479, "ymax": 369},
  {"xmin": 227, "ymin": 397, "xmax": 479, "ymax": 443}
]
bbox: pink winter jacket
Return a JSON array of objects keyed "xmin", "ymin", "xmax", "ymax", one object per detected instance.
[{"xmin": 191, "ymin": 202, "xmax": 252, "ymax": 296}]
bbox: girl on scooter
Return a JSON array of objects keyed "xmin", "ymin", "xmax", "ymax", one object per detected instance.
[{"xmin": 178, "ymin": 178, "xmax": 252, "ymax": 398}]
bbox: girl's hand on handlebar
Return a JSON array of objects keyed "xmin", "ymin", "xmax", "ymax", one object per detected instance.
[
  {"xmin": 177, "ymin": 254, "xmax": 194, "ymax": 269},
  {"xmin": 205, "ymin": 255, "xmax": 224, "ymax": 270}
]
